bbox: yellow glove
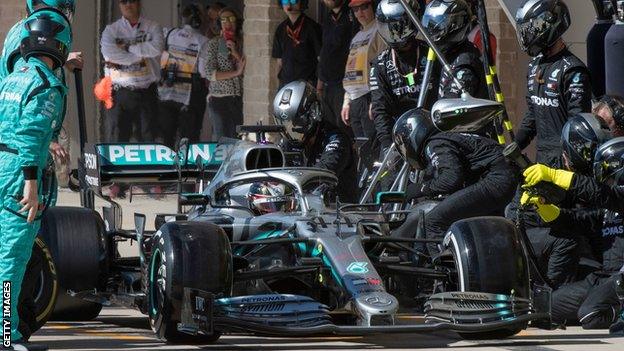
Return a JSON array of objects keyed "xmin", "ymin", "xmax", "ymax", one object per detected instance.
[
  {"xmin": 522, "ymin": 164, "xmax": 574, "ymax": 190},
  {"xmin": 520, "ymin": 191, "xmax": 561, "ymax": 223}
]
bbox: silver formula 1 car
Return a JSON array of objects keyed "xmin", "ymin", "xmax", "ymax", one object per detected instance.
[{"xmin": 33, "ymin": 137, "xmax": 550, "ymax": 344}]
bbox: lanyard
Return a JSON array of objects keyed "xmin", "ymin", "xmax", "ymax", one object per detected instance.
[
  {"xmin": 391, "ymin": 46, "xmax": 419, "ymax": 87},
  {"xmin": 287, "ymin": 17, "xmax": 305, "ymax": 47}
]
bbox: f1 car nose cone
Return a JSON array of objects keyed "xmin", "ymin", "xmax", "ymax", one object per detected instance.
[
  {"xmin": 364, "ymin": 295, "xmax": 394, "ymax": 307},
  {"xmin": 354, "ymin": 292, "xmax": 399, "ymax": 326}
]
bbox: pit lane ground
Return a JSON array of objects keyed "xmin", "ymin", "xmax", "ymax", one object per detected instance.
[
  {"xmin": 31, "ymin": 306, "xmax": 624, "ymax": 351},
  {"xmin": 39, "ymin": 189, "xmax": 624, "ymax": 350}
]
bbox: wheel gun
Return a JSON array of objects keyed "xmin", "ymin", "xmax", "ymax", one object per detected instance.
[{"xmin": 502, "ymin": 142, "xmax": 567, "ymax": 205}]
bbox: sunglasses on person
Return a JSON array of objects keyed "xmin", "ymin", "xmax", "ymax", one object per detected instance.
[
  {"xmin": 281, "ymin": 0, "xmax": 299, "ymax": 6},
  {"xmin": 119, "ymin": 0, "xmax": 139, "ymax": 4},
  {"xmin": 351, "ymin": 3, "xmax": 372, "ymax": 12},
  {"xmin": 220, "ymin": 15, "xmax": 237, "ymax": 24}
]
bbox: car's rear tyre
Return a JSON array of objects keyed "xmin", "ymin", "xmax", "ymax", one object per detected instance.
[
  {"xmin": 442, "ymin": 217, "xmax": 530, "ymax": 340},
  {"xmin": 149, "ymin": 221, "xmax": 232, "ymax": 344},
  {"xmin": 18, "ymin": 237, "xmax": 58, "ymax": 339},
  {"xmin": 40, "ymin": 207, "xmax": 108, "ymax": 321}
]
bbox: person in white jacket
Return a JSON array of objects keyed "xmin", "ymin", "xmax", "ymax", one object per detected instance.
[
  {"xmin": 101, "ymin": 0, "xmax": 164, "ymax": 142},
  {"xmin": 158, "ymin": 4, "xmax": 209, "ymax": 148}
]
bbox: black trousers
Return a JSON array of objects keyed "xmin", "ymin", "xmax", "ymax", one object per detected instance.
[
  {"xmin": 17, "ymin": 242, "xmax": 42, "ymax": 341},
  {"xmin": 527, "ymin": 226, "xmax": 579, "ymax": 289},
  {"xmin": 552, "ymin": 272, "xmax": 622, "ymax": 329},
  {"xmin": 105, "ymin": 84, "xmax": 158, "ymax": 142},
  {"xmin": 322, "ymin": 83, "xmax": 348, "ymax": 133},
  {"xmin": 208, "ymin": 95, "xmax": 243, "ymax": 141},
  {"xmin": 158, "ymin": 100, "xmax": 198, "ymax": 149},
  {"xmin": 349, "ymin": 93, "xmax": 375, "ymax": 140},
  {"xmin": 506, "ymin": 190, "xmax": 580, "ymax": 289},
  {"xmin": 393, "ymin": 165, "xmax": 517, "ymax": 254}
]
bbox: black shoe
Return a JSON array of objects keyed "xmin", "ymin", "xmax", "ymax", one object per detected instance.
[
  {"xmin": 2, "ymin": 339, "xmax": 48, "ymax": 350},
  {"xmin": 609, "ymin": 318, "xmax": 624, "ymax": 335}
]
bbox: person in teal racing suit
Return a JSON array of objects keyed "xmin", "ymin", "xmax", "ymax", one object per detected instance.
[
  {"xmin": 0, "ymin": 2, "xmax": 77, "ymax": 344},
  {"xmin": 0, "ymin": 0, "xmax": 76, "ymax": 80},
  {"xmin": 0, "ymin": 0, "xmax": 79, "ymax": 165},
  {"xmin": 0, "ymin": 9, "xmax": 72, "ymax": 351}
]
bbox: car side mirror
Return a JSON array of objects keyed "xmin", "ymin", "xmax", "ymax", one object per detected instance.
[
  {"xmin": 431, "ymin": 95, "xmax": 504, "ymax": 133},
  {"xmin": 376, "ymin": 191, "xmax": 406, "ymax": 205},
  {"xmin": 179, "ymin": 193, "xmax": 211, "ymax": 207}
]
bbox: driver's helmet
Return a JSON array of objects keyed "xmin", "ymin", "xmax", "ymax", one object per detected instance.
[
  {"xmin": 515, "ymin": 0, "xmax": 570, "ymax": 57},
  {"xmin": 247, "ymin": 182, "xmax": 298, "ymax": 214}
]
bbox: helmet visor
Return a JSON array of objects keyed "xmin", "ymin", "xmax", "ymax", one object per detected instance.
[
  {"xmin": 26, "ymin": 17, "xmax": 66, "ymax": 36},
  {"xmin": 593, "ymin": 160, "xmax": 606, "ymax": 184},
  {"xmin": 422, "ymin": 3, "xmax": 450, "ymax": 42},
  {"xmin": 378, "ymin": 17, "xmax": 415, "ymax": 47},
  {"xmin": 251, "ymin": 195, "xmax": 298, "ymax": 214},
  {"xmin": 516, "ymin": 14, "xmax": 549, "ymax": 52},
  {"xmin": 567, "ymin": 126, "xmax": 596, "ymax": 164}
]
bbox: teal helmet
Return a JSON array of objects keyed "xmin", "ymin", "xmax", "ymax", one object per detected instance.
[
  {"xmin": 20, "ymin": 9, "xmax": 72, "ymax": 70},
  {"xmin": 27, "ymin": 0, "xmax": 76, "ymax": 22}
]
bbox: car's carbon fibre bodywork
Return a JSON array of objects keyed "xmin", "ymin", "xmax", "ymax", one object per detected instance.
[{"xmin": 43, "ymin": 138, "xmax": 546, "ymax": 341}]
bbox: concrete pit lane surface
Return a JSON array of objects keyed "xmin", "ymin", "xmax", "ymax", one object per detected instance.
[
  {"xmin": 36, "ymin": 191, "xmax": 624, "ymax": 350},
  {"xmin": 31, "ymin": 307, "xmax": 624, "ymax": 351}
]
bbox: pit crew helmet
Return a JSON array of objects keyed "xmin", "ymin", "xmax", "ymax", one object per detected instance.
[
  {"xmin": 515, "ymin": 0, "xmax": 570, "ymax": 57},
  {"xmin": 392, "ymin": 107, "xmax": 438, "ymax": 170},
  {"xmin": 247, "ymin": 182, "xmax": 298, "ymax": 214},
  {"xmin": 593, "ymin": 137, "xmax": 624, "ymax": 186},
  {"xmin": 273, "ymin": 80, "xmax": 322, "ymax": 136},
  {"xmin": 422, "ymin": 0, "xmax": 472, "ymax": 52},
  {"xmin": 376, "ymin": 0, "xmax": 420, "ymax": 49},
  {"xmin": 561, "ymin": 113, "xmax": 612, "ymax": 173},
  {"xmin": 27, "ymin": 0, "xmax": 75, "ymax": 23},
  {"xmin": 20, "ymin": 9, "xmax": 72, "ymax": 70}
]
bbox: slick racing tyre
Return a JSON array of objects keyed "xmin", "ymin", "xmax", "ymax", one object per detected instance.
[
  {"xmin": 149, "ymin": 221, "xmax": 233, "ymax": 344},
  {"xmin": 18, "ymin": 237, "xmax": 58, "ymax": 339},
  {"xmin": 439, "ymin": 217, "xmax": 530, "ymax": 340},
  {"xmin": 40, "ymin": 207, "xmax": 108, "ymax": 321}
]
